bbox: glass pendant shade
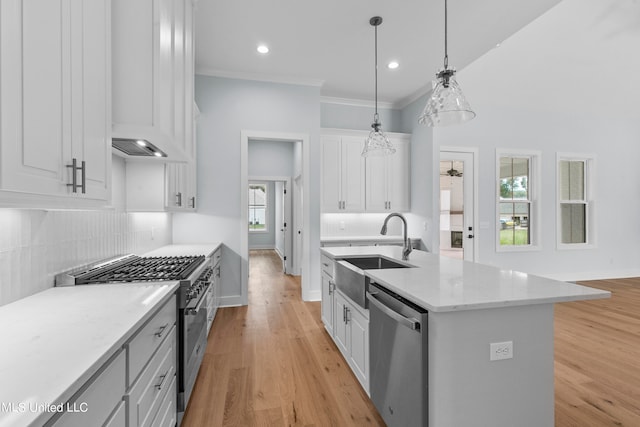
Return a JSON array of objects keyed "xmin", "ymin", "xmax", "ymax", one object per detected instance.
[
  {"xmin": 419, "ymin": 69, "xmax": 476, "ymax": 127},
  {"xmin": 362, "ymin": 16, "xmax": 395, "ymax": 157},
  {"xmin": 362, "ymin": 123, "xmax": 396, "ymax": 157},
  {"xmin": 419, "ymin": 0, "xmax": 476, "ymax": 127}
]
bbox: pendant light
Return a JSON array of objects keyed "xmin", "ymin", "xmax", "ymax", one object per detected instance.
[
  {"xmin": 362, "ymin": 16, "xmax": 396, "ymax": 157},
  {"xmin": 418, "ymin": 0, "xmax": 475, "ymax": 127}
]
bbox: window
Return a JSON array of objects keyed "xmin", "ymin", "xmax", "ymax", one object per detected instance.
[
  {"xmin": 248, "ymin": 183, "xmax": 268, "ymax": 232},
  {"xmin": 557, "ymin": 154, "xmax": 594, "ymax": 248},
  {"xmin": 496, "ymin": 150, "xmax": 540, "ymax": 251}
]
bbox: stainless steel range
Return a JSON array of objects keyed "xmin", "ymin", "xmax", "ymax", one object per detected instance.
[{"xmin": 55, "ymin": 254, "xmax": 213, "ymax": 422}]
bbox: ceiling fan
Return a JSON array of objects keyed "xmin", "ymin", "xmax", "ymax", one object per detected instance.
[{"xmin": 441, "ymin": 161, "xmax": 463, "ymax": 177}]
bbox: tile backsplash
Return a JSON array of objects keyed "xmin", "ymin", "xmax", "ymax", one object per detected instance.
[
  {"xmin": 0, "ymin": 209, "xmax": 172, "ymax": 306},
  {"xmin": 321, "ymin": 213, "xmax": 404, "ymax": 237}
]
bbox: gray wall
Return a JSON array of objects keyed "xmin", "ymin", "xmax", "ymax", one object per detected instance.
[
  {"xmin": 321, "ymin": 102, "xmax": 402, "ymax": 133},
  {"xmin": 403, "ymin": 0, "xmax": 640, "ymax": 280},
  {"xmin": 248, "ymin": 139, "xmax": 295, "ymax": 176},
  {"xmin": 173, "ymin": 76, "xmax": 321, "ymax": 304}
]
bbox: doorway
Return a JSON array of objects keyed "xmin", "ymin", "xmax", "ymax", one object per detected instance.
[
  {"xmin": 240, "ymin": 131, "xmax": 310, "ymax": 306},
  {"xmin": 248, "ymin": 177, "xmax": 292, "ymax": 274},
  {"xmin": 439, "ymin": 149, "xmax": 478, "ymax": 262}
]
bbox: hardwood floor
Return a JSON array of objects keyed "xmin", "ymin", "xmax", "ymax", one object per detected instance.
[
  {"xmin": 182, "ymin": 252, "xmax": 640, "ymax": 426},
  {"xmin": 555, "ymin": 278, "xmax": 640, "ymax": 426},
  {"xmin": 181, "ymin": 250, "xmax": 385, "ymax": 426}
]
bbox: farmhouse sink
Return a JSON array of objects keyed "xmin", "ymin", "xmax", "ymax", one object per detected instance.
[{"xmin": 335, "ymin": 256, "xmax": 414, "ymax": 308}]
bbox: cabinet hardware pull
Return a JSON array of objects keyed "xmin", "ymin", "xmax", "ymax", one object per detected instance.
[
  {"xmin": 176, "ymin": 192, "xmax": 183, "ymax": 207},
  {"xmin": 155, "ymin": 323, "xmax": 169, "ymax": 338},
  {"xmin": 345, "ymin": 307, "xmax": 350, "ymax": 323},
  {"xmin": 190, "ymin": 196, "xmax": 196, "ymax": 208},
  {"xmin": 328, "ymin": 280, "xmax": 335, "ymax": 294},
  {"xmin": 155, "ymin": 370, "xmax": 170, "ymax": 391},
  {"xmin": 66, "ymin": 159, "xmax": 77, "ymax": 193},
  {"xmin": 80, "ymin": 160, "xmax": 86, "ymax": 194},
  {"xmin": 66, "ymin": 159, "xmax": 87, "ymax": 194}
]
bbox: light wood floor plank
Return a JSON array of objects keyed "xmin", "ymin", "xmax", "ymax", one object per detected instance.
[
  {"xmin": 182, "ymin": 250, "xmax": 384, "ymax": 426},
  {"xmin": 555, "ymin": 278, "xmax": 640, "ymax": 426}
]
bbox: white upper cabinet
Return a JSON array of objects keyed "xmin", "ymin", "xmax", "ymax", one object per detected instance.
[
  {"xmin": 0, "ymin": 0, "xmax": 111, "ymax": 208},
  {"xmin": 321, "ymin": 129, "xmax": 410, "ymax": 213},
  {"xmin": 321, "ymin": 133, "xmax": 366, "ymax": 213},
  {"xmin": 165, "ymin": 162, "xmax": 196, "ymax": 211},
  {"xmin": 112, "ymin": 0, "xmax": 195, "ymax": 161},
  {"xmin": 366, "ymin": 136, "xmax": 410, "ymax": 212}
]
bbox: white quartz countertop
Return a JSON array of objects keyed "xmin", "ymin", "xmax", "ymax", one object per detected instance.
[
  {"xmin": 321, "ymin": 235, "xmax": 421, "ymax": 243},
  {"xmin": 0, "ymin": 282, "xmax": 179, "ymax": 427},
  {"xmin": 143, "ymin": 243, "xmax": 222, "ymax": 258},
  {"xmin": 321, "ymin": 246, "xmax": 610, "ymax": 312}
]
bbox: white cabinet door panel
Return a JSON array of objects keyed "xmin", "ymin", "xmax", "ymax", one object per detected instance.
[
  {"xmin": 321, "ymin": 136, "xmax": 341, "ymax": 212},
  {"xmin": 388, "ymin": 138, "xmax": 410, "ymax": 211},
  {"xmin": 340, "ymin": 137, "xmax": 366, "ymax": 212},
  {"xmin": 365, "ymin": 155, "xmax": 388, "ymax": 211},
  {"xmin": 0, "ymin": 0, "xmax": 110, "ymax": 205}
]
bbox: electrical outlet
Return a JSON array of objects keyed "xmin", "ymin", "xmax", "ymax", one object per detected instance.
[{"xmin": 490, "ymin": 341, "xmax": 513, "ymax": 361}]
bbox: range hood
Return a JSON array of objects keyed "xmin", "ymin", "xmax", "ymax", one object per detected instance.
[{"xmin": 112, "ymin": 138, "xmax": 167, "ymax": 158}]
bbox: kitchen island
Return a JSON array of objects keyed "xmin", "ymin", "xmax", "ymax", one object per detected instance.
[{"xmin": 320, "ymin": 246, "xmax": 610, "ymax": 427}]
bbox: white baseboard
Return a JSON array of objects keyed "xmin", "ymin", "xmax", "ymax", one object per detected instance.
[
  {"xmin": 248, "ymin": 244, "xmax": 275, "ymax": 250},
  {"xmin": 303, "ymin": 289, "xmax": 321, "ymax": 302},
  {"xmin": 539, "ymin": 268, "xmax": 640, "ymax": 282},
  {"xmin": 274, "ymin": 247, "xmax": 284, "ymax": 260},
  {"xmin": 219, "ymin": 295, "xmax": 245, "ymax": 307}
]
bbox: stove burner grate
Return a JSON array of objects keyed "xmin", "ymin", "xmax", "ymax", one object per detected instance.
[{"xmin": 75, "ymin": 255, "xmax": 205, "ymax": 284}]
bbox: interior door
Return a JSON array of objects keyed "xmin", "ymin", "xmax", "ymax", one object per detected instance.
[
  {"xmin": 439, "ymin": 151, "xmax": 476, "ymax": 262},
  {"xmin": 281, "ymin": 181, "xmax": 290, "ymax": 274}
]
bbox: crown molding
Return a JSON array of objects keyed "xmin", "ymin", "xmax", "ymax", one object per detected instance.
[
  {"xmin": 320, "ymin": 96, "xmax": 396, "ymax": 110},
  {"xmin": 195, "ymin": 67, "xmax": 325, "ymax": 87}
]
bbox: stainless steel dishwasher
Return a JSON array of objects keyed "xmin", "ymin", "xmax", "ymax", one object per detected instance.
[{"xmin": 367, "ymin": 282, "xmax": 429, "ymax": 427}]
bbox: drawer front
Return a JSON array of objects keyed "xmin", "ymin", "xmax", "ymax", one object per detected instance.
[
  {"xmin": 150, "ymin": 375, "xmax": 177, "ymax": 427},
  {"xmin": 212, "ymin": 247, "xmax": 222, "ymax": 267},
  {"xmin": 127, "ymin": 326, "xmax": 176, "ymax": 427},
  {"xmin": 127, "ymin": 295, "xmax": 176, "ymax": 386},
  {"xmin": 52, "ymin": 351, "xmax": 126, "ymax": 427},
  {"xmin": 321, "ymin": 254, "xmax": 334, "ymax": 277}
]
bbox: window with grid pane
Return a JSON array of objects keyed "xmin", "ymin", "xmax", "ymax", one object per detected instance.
[
  {"xmin": 499, "ymin": 156, "xmax": 531, "ymax": 246},
  {"xmin": 248, "ymin": 184, "xmax": 267, "ymax": 232},
  {"xmin": 558, "ymin": 156, "xmax": 593, "ymax": 247}
]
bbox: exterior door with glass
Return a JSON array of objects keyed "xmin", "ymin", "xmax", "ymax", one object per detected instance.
[{"xmin": 439, "ymin": 150, "xmax": 476, "ymax": 262}]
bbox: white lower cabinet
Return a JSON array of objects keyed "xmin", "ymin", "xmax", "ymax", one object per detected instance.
[
  {"xmin": 46, "ymin": 294, "xmax": 177, "ymax": 427},
  {"xmin": 321, "ymin": 254, "xmax": 336, "ymax": 336},
  {"xmin": 207, "ymin": 247, "xmax": 222, "ymax": 332},
  {"xmin": 51, "ymin": 351, "xmax": 126, "ymax": 427},
  {"xmin": 150, "ymin": 375, "xmax": 177, "ymax": 427},
  {"xmin": 330, "ymin": 288, "xmax": 370, "ymax": 394},
  {"xmin": 126, "ymin": 327, "xmax": 177, "ymax": 427}
]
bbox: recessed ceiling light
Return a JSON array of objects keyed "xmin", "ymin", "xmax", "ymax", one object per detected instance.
[
  {"xmin": 388, "ymin": 61, "xmax": 399, "ymax": 69},
  {"xmin": 136, "ymin": 139, "xmax": 147, "ymax": 147},
  {"xmin": 257, "ymin": 45, "xmax": 269, "ymax": 54}
]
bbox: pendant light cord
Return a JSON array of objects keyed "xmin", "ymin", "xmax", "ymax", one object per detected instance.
[
  {"xmin": 374, "ymin": 22, "xmax": 379, "ymax": 122},
  {"xmin": 444, "ymin": 0, "xmax": 449, "ymax": 70}
]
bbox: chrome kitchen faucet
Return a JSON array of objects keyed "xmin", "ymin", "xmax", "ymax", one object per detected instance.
[{"xmin": 380, "ymin": 213, "xmax": 412, "ymax": 260}]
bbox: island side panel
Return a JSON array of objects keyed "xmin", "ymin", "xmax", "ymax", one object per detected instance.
[{"xmin": 428, "ymin": 303, "xmax": 554, "ymax": 427}]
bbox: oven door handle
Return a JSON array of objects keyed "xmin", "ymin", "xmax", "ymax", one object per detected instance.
[{"xmin": 185, "ymin": 283, "xmax": 211, "ymax": 315}]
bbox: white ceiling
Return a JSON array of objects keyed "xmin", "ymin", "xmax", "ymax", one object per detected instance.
[{"xmin": 194, "ymin": 0, "xmax": 561, "ymax": 107}]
